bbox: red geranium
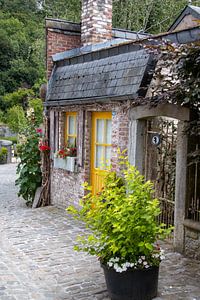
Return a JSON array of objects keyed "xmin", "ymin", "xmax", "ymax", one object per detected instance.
[
  {"xmin": 36, "ymin": 128, "xmax": 42, "ymax": 133},
  {"xmin": 56, "ymin": 145, "xmax": 77, "ymax": 158},
  {"xmin": 39, "ymin": 143, "xmax": 51, "ymax": 152}
]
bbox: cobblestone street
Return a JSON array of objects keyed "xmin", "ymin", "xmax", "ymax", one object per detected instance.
[{"xmin": 0, "ymin": 163, "xmax": 200, "ymax": 300}]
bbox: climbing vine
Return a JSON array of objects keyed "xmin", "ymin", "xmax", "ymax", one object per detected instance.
[{"xmin": 150, "ymin": 41, "xmax": 200, "ymax": 135}]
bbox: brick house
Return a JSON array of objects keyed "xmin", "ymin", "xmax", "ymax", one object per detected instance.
[{"xmin": 45, "ymin": 2, "xmax": 200, "ymax": 259}]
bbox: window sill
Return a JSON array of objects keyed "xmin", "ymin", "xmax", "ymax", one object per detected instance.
[{"xmin": 53, "ymin": 156, "xmax": 77, "ymax": 172}]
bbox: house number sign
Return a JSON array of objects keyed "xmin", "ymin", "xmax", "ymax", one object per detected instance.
[{"xmin": 151, "ymin": 134, "xmax": 161, "ymax": 146}]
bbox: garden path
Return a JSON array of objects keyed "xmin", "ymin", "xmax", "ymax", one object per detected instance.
[{"xmin": 0, "ymin": 163, "xmax": 200, "ymax": 300}]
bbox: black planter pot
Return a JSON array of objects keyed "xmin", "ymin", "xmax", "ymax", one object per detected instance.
[{"xmin": 101, "ymin": 264, "xmax": 159, "ymax": 300}]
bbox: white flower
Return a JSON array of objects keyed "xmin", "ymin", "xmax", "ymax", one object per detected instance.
[
  {"xmin": 107, "ymin": 262, "xmax": 113, "ymax": 267},
  {"xmin": 114, "ymin": 263, "xmax": 119, "ymax": 270},
  {"xmin": 124, "ymin": 262, "xmax": 131, "ymax": 268},
  {"xmin": 110, "ymin": 257, "xmax": 120, "ymax": 263},
  {"xmin": 27, "ymin": 107, "xmax": 34, "ymax": 117},
  {"xmin": 160, "ymin": 255, "xmax": 165, "ymax": 260},
  {"xmin": 116, "ymin": 267, "xmax": 123, "ymax": 273},
  {"xmin": 141, "ymin": 256, "xmax": 145, "ymax": 260},
  {"xmin": 143, "ymin": 261, "xmax": 148, "ymax": 266},
  {"xmin": 138, "ymin": 258, "xmax": 142, "ymax": 264},
  {"xmin": 145, "ymin": 265, "xmax": 149, "ymax": 268}
]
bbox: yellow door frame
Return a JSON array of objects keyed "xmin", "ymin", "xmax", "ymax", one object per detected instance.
[{"xmin": 91, "ymin": 111, "xmax": 112, "ymax": 194}]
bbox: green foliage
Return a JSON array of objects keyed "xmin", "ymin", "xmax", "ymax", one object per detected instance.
[
  {"xmin": 3, "ymin": 88, "xmax": 34, "ymax": 110},
  {"xmin": 15, "ymin": 118, "xmax": 42, "ymax": 206},
  {"xmin": 174, "ymin": 45, "xmax": 200, "ymax": 135},
  {"xmin": 0, "ymin": 146, "xmax": 8, "ymax": 163},
  {"xmin": 2, "ymin": 88, "xmax": 34, "ymax": 110},
  {"xmin": 39, "ymin": 0, "xmax": 81, "ymax": 22},
  {"xmin": 2, "ymin": 88, "xmax": 43, "ymax": 133},
  {"xmin": 112, "ymin": 0, "xmax": 189, "ymax": 33},
  {"xmin": 0, "ymin": 11, "xmax": 45, "ymax": 102},
  {"xmin": 0, "ymin": 0, "xmax": 39, "ymax": 18},
  {"xmin": 0, "ymin": 109, "xmax": 4, "ymax": 123},
  {"xmin": 28, "ymin": 98, "xmax": 43, "ymax": 126},
  {"xmin": 6, "ymin": 105, "xmax": 27, "ymax": 133},
  {"xmin": 177, "ymin": 45, "xmax": 200, "ymax": 108},
  {"xmin": 67, "ymin": 156, "xmax": 172, "ymax": 266}
]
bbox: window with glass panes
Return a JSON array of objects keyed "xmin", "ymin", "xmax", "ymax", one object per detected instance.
[
  {"xmin": 95, "ymin": 117, "xmax": 112, "ymax": 168},
  {"xmin": 65, "ymin": 112, "xmax": 77, "ymax": 146}
]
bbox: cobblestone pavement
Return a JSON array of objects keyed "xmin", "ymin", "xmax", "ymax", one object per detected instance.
[{"xmin": 0, "ymin": 163, "xmax": 200, "ymax": 300}]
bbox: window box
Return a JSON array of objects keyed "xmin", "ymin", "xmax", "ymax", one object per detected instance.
[{"xmin": 53, "ymin": 156, "xmax": 77, "ymax": 172}]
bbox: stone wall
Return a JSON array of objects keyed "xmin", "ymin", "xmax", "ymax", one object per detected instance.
[
  {"xmin": 51, "ymin": 168, "xmax": 84, "ymax": 208},
  {"xmin": 184, "ymin": 220, "xmax": 200, "ymax": 260},
  {"xmin": 50, "ymin": 101, "xmax": 129, "ymax": 208}
]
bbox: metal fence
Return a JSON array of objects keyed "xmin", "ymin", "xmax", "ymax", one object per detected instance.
[{"xmin": 186, "ymin": 144, "xmax": 200, "ymax": 222}]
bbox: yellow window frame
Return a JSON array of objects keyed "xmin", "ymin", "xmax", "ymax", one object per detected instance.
[{"xmin": 65, "ymin": 112, "xmax": 77, "ymax": 146}]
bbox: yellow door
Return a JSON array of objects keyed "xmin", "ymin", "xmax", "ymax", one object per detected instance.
[{"xmin": 91, "ymin": 112, "xmax": 112, "ymax": 194}]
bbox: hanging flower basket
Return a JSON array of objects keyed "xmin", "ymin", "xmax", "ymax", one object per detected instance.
[{"xmin": 53, "ymin": 155, "xmax": 77, "ymax": 172}]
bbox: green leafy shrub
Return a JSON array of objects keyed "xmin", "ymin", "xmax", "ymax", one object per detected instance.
[
  {"xmin": 6, "ymin": 105, "xmax": 27, "ymax": 133},
  {"xmin": 0, "ymin": 109, "xmax": 5, "ymax": 124},
  {"xmin": 0, "ymin": 147, "xmax": 8, "ymax": 163},
  {"xmin": 3, "ymin": 88, "xmax": 34, "ymax": 110},
  {"xmin": 28, "ymin": 98, "xmax": 43, "ymax": 125},
  {"xmin": 15, "ymin": 114, "xmax": 42, "ymax": 206},
  {"xmin": 67, "ymin": 156, "xmax": 172, "ymax": 272}
]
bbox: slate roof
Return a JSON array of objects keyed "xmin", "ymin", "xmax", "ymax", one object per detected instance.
[
  {"xmin": 46, "ymin": 5, "xmax": 200, "ymax": 107},
  {"xmin": 46, "ymin": 48, "xmax": 154, "ymax": 106},
  {"xmin": 169, "ymin": 5, "xmax": 200, "ymax": 31}
]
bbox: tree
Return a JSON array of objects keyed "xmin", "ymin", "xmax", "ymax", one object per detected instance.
[
  {"xmin": 112, "ymin": 0, "xmax": 191, "ymax": 33},
  {"xmin": 2, "ymin": 88, "xmax": 43, "ymax": 132},
  {"xmin": 38, "ymin": 0, "xmax": 81, "ymax": 21},
  {"xmin": 2, "ymin": 88, "xmax": 34, "ymax": 111},
  {"xmin": 0, "ymin": 13, "xmax": 45, "ymax": 99}
]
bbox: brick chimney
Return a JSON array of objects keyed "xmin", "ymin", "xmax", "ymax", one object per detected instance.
[{"xmin": 81, "ymin": 0, "xmax": 112, "ymax": 46}]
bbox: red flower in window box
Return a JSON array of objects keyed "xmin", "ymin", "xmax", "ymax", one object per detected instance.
[{"xmin": 55, "ymin": 145, "xmax": 77, "ymax": 158}]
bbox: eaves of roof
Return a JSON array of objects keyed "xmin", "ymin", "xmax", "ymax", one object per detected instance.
[{"xmin": 52, "ymin": 25, "xmax": 200, "ymax": 64}]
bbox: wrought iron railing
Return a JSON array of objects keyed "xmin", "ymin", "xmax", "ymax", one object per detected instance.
[
  {"xmin": 187, "ymin": 145, "xmax": 200, "ymax": 222},
  {"xmin": 157, "ymin": 197, "xmax": 174, "ymax": 228}
]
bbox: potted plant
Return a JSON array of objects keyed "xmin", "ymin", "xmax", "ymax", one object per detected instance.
[
  {"xmin": 54, "ymin": 144, "xmax": 77, "ymax": 172},
  {"xmin": 67, "ymin": 156, "xmax": 172, "ymax": 300},
  {"xmin": 0, "ymin": 146, "xmax": 8, "ymax": 164}
]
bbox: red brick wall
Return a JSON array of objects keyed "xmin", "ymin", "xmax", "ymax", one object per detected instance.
[{"xmin": 46, "ymin": 29, "xmax": 81, "ymax": 78}]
